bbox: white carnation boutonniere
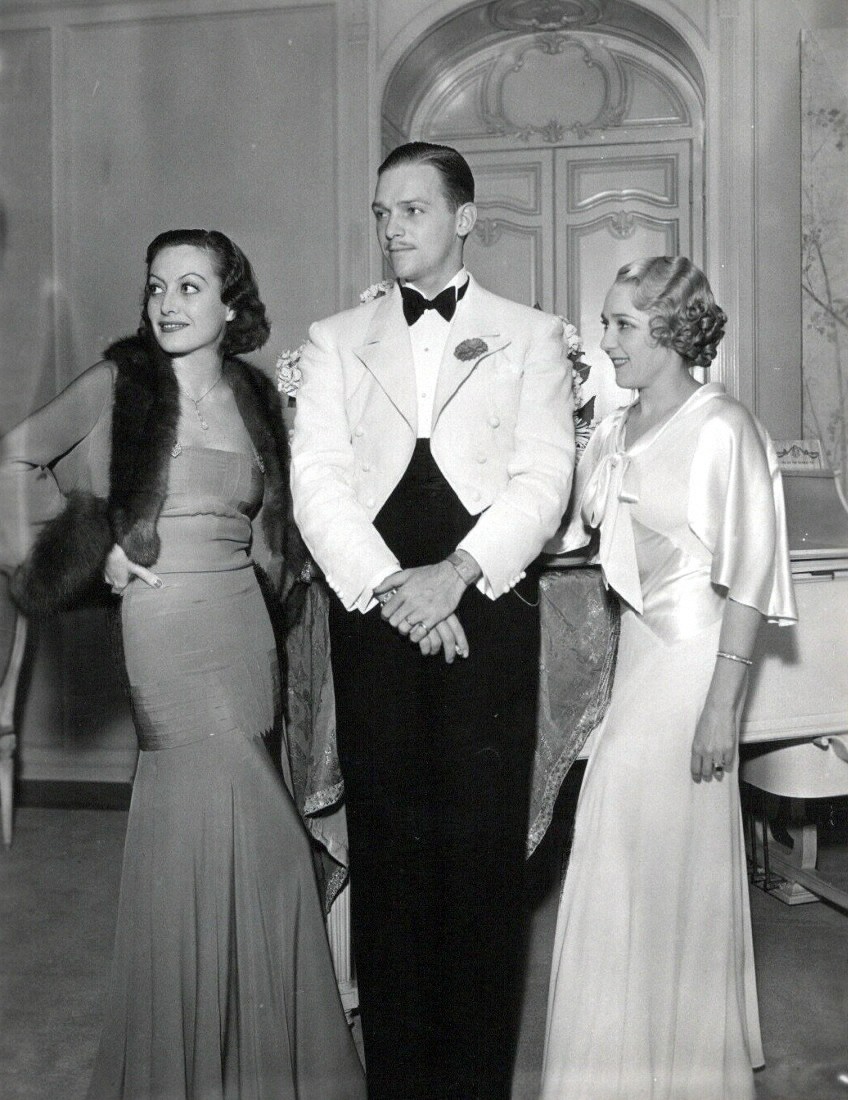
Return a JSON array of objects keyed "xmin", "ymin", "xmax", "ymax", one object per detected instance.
[
  {"xmin": 557, "ymin": 315, "xmax": 596, "ymax": 461},
  {"xmin": 276, "ymin": 283, "xmax": 394, "ymax": 402},
  {"xmin": 359, "ymin": 279, "xmax": 393, "ymax": 304},
  {"xmin": 275, "ymin": 344, "xmax": 305, "ymax": 402}
]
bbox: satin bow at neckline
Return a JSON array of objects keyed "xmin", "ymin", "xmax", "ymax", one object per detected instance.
[
  {"xmin": 400, "ymin": 280, "xmax": 468, "ymax": 325},
  {"xmin": 582, "ymin": 450, "xmax": 643, "ymax": 613}
]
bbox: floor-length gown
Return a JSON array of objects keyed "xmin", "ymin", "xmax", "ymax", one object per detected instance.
[
  {"xmin": 540, "ymin": 384, "xmax": 796, "ymax": 1100},
  {"xmin": 87, "ymin": 445, "xmax": 365, "ymax": 1100}
]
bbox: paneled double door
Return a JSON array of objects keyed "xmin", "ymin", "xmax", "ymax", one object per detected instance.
[{"xmin": 463, "ymin": 141, "xmax": 698, "ymax": 416}]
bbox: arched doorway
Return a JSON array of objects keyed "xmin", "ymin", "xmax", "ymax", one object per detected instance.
[{"xmin": 383, "ymin": 0, "xmax": 706, "ymax": 415}]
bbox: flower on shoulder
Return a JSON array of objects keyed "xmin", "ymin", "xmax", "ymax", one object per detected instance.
[
  {"xmin": 556, "ymin": 314, "xmax": 596, "ymax": 462},
  {"xmin": 563, "ymin": 321, "xmax": 583, "ymax": 360},
  {"xmin": 275, "ymin": 344, "xmax": 305, "ymax": 398},
  {"xmin": 454, "ymin": 337, "xmax": 489, "ymax": 362},
  {"xmin": 359, "ymin": 279, "xmax": 393, "ymax": 304}
]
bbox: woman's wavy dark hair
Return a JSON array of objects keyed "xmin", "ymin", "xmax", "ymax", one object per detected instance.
[
  {"xmin": 140, "ymin": 229, "xmax": 270, "ymax": 355},
  {"xmin": 614, "ymin": 256, "xmax": 727, "ymax": 369}
]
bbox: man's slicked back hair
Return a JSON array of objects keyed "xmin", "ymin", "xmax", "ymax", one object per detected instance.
[{"xmin": 378, "ymin": 142, "xmax": 475, "ymax": 209}]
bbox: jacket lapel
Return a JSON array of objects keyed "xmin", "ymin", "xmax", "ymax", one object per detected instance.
[
  {"xmin": 431, "ymin": 277, "xmax": 510, "ymax": 430},
  {"xmin": 353, "ymin": 286, "xmax": 417, "ymax": 432}
]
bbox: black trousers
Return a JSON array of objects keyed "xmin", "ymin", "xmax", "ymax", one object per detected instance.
[{"xmin": 330, "ymin": 442, "xmax": 539, "ymax": 1100}]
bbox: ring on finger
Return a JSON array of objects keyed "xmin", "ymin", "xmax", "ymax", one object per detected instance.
[{"xmin": 713, "ymin": 762, "xmax": 725, "ymax": 773}]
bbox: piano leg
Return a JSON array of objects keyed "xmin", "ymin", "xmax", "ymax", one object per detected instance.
[{"xmin": 762, "ymin": 797, "xmax": 820, "ymax": 905}]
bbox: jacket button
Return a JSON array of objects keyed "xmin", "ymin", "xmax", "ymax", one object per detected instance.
[
  {"xmin": 361, "ymin": 462, "xmax": 371, "ymax": 472},
  {"xmin": 354, "ymin": 426, "xmax": 364, "ymax": 437},
  {"xmin": 365, "ymin": 497, "xmax": 375, "ymax": 508},
  {"xmin": 476, "ymin": 454, "xmax": 487, "ymax": 464},
  {"xmin": 489, "ymin": 416, "xmax": 500, "ymax": 428},
  {"xmin": 472, "ymin": 490, "xmax": 481, "ymax": 502}
]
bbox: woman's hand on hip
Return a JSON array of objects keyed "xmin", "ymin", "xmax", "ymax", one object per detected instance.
[{"xmin": 104, "ymin": 543, "xmax": 162, "ymax": 595}]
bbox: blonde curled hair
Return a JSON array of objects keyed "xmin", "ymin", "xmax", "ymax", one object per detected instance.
[{"xmin": 614, "ymin": 256, "xmax": 726, "ymax": 369}]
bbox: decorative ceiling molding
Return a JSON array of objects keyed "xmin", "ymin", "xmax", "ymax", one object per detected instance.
[{"xmin": 490, "ymin": 0, "xmax": 606, "ymax": 33}]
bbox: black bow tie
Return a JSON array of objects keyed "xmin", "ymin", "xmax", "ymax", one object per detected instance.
[{"xmin": 400, "ymin": 280, "xmax": 468, "ymax": 326}]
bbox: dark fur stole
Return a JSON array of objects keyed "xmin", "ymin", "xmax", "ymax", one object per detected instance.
[
  {"xmin": 12, "ymin": 335, "xmax": 295, "ymax": 616},
  {"xmin": 10, "ymin": 492, "xmax": 114, "ymax": 615}
]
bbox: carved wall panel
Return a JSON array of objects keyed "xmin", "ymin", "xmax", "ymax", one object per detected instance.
[
  {"xmin": 466, "ymin": 220, "xmax": 546, "ymax": 309},
  {"xmin": 489, "ymin": 0, "xmax": 606, "ymax": 32},
  {"xmin": 464, "ymin": 151, "xmax": 554, "ymax": 309},
  {"xmin": 481, "ymin": 34, "xmax": 626, "ymax": 143},
  {"xmin": 471, "ymin": 160, "xmax": 544, "ymax": 214},
  {"xmin": 405, "ymin": 30, "xmax": 698, "ymax": 152},
  {"xmin": 624, "ymin": 57, "xmax": 690, "ymax": 126},
  {"xmin": 557, "ymin": 140, "xmax": 690, "ymax": 416},
  {"xmin": 392, "ymin": 14, "xmax": 701, "ymax": 419},
  {"xmin": 567, "ymin": 150, "xmax": 681, "ymax": 211}
]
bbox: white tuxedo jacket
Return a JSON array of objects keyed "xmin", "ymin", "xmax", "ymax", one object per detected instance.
[{"xmin": 290, "ymin": 276, "xmax": 575, "ymax": 612}]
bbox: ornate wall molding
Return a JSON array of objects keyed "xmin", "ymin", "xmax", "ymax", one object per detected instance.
[
  {"xmin": 480, "ymin": 33, "xmax": 626, "ymax": 143},
  {"xmin": 490, "ymin": 0, "xmax": 606, "ymax": 32},
  {"xmin": 567, "ymin": 153, "xmax": 678, "ymax": 211}
]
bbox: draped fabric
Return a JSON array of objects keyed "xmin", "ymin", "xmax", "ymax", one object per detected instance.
[
  {"xmin": 528, "ymin": 565, "xmax": 619, "ymax": 855},
  {"xmin": 287, "ymin": 562, "xmax": 619, "ymax": 867},
  {"xmin": 550, "ymin": 384, "xmax": 797, "ymax": 625}
]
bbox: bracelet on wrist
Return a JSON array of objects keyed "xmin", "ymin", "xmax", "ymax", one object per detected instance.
[{"xmin": 716, "ymin": 650, "xmax": 753, "ymax": 667}]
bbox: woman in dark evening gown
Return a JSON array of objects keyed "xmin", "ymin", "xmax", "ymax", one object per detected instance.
[{"xmin": 0, "ymin": 229, "xmax": 365, "ymax": 1099}]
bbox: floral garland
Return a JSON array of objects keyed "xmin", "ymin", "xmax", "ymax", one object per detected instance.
[{"xmin": 276, "ymin": 281, "xmax": 597, "ymax": 458}]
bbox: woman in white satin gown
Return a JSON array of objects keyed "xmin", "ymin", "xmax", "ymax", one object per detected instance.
[{"xmin": 540, "ymin": 257, "xmax": 797, "ymax": 1100}]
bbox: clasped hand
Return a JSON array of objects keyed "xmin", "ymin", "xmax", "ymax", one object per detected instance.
[{"xmin": 374, "ymin": 561, "xmax": 469, "ymax": 663}]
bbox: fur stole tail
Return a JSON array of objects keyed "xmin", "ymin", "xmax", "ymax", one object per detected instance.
[{"xmin": 10, "ymin": 491, "xmax": 113, "ymax": 615}]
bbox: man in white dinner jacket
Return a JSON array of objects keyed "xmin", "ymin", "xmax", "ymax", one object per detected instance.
[{"xmin": 291, "ymin": 142, "xmax": 574, "ymax": 1100}]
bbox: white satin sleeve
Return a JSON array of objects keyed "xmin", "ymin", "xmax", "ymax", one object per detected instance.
[{"xmin": 687, "ymin": 400, "xmax": 797, "ymax": 625}]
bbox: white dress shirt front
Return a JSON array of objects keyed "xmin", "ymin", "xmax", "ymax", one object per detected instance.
[{"xmin": 406, "ymin": 268, "xmax": 468, "ymax": 439}]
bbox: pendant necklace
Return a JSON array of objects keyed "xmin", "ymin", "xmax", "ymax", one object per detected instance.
[
  {"xmin": 177, "ymin": 372, "xmax": 223, "ymax": 430},
  {"xmin": 171, "ymin": 372, "xmax": 223, "ymax": 457}
]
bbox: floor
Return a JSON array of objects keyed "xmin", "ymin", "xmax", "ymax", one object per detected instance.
[{"xmin": 0, "ymin": 779, "xmax": 846, "ymax": 1100}]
